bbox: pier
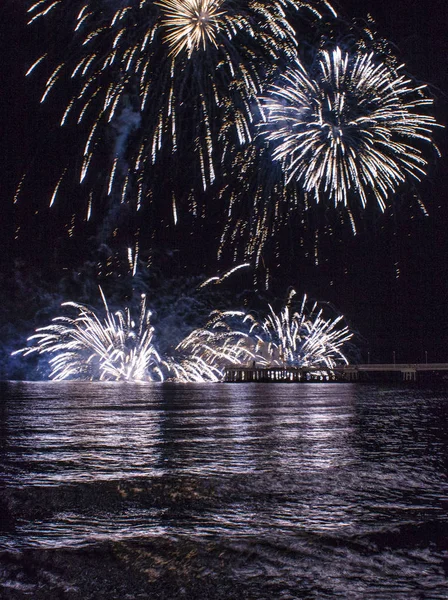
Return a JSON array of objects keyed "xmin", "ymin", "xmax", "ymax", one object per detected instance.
[{"xmin": 223, "ymin": 363, "xmax": 448, "ymax": 383}]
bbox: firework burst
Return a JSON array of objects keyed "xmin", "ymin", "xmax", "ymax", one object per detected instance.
[
  {"xmin": 260, "ymin": 47, "xmax": 440, "ymax": 210},
  {"xmin": 157, "ymin": 0, "xmax": 226, "ymax": 57},
  {"xmin": 174, "ymin": 309, "xmax": 257, "ymax": 381},
  {"xmin": 175, "ymin": 290, "xmax": 352, "ymax": 380},
  {"xmin": 13, "ymin": 290, "xmax": 167, "ymax": 381},
  {"xmin": 23, "ymin": 0, "xmax": 335, "ymax": 220},
  {"xmin": 252, "ymin": 291, "xmax": 352, "ymax": 367}
]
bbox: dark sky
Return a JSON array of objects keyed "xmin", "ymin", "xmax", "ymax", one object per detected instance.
[{"xmin": 1, "ymin": 0, "xmax": 447, "ymax": 367}]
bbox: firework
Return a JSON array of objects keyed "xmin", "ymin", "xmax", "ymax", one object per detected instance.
[
  {"xmin": 175, "ymin": 290, "xmax": 352, "ymax": 380},
  {"xmin": 13, "ymin": 290, "xmax": 167, "ymax": 381},
  {"xmin": 260, "ymin": 47, "xmax": 440, "ymax": 210},
  {"xmin": 251, "ymin": 291, "xmax": 352, "ymax": 367},
  {"xmin": 166, "ymin": 355, "xmax": 224, "ymax": 383},
  {"xmin": 199, "ymin": 262, "xmax": 251, "ymax": 288},
  {"xmin": 175, "ymin": 309, "xmax": 257, "ymax": 381},
  {"xmin": 24, "ymin": 0, "xmax": 335, "ymax": 218},
  {"xmin": 156, "ymin": 0, "xmax": 227, "ymax": 58},
  {"xmin": 218, "ymin": 142, "xmax": 296, "ymax": 268}
]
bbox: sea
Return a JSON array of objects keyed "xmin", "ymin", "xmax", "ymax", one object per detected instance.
[{"xmin": 0, "ymin": 381, "xmax": 448, "ymax": 599}]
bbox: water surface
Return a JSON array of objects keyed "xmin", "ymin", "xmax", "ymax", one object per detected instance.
[{"xmin": 1, "ymin": 381, "xmax": 448, "ymax": 598}]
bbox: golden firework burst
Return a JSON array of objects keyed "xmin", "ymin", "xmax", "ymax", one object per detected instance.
[{"xmin": 156, "ymin": 0, "xmax": 226, "ymax": 57}]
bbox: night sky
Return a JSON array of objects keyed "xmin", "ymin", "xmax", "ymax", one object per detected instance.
[{"xmin": 1, "ymin": 0, "xmax": 447, "ymax": 376}]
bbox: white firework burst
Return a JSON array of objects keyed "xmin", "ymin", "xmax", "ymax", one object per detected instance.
[
  {"xmin": 260, "ymin": 47, "xmax": 440, "ymax": 210},
  {"xmin": 252, "ymin": 291, "xmax": 352, "ymax": 367},
  {"xmin": 13, "ymin": 290, "xmax": 167, "ymax": 381},
  {"xmin": 175, "ymin": 290, "xmax": 352, "ymax": 380}
]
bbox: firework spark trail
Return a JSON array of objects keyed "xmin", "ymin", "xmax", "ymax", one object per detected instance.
[
  {"xmin": 25, "ymin": 0, "xmax": 333, "ymax": 215},
  {"xmin": 13, "ymin": 290, "xmax": 167, "ymax": 381},
  {"xmin": 218, "ymin": 141, "xmax": 296, "ymax": 267},
  {"xmin": 260, "ymin": 47, "xmax": 440, "ymax": 211},
  {"xmin": 175, "ymin": 291, "xmax": 352, "ymax": 380},
  {"xmin": 199, "ymin": 262, "xmax": 251, "ymax": 288}
]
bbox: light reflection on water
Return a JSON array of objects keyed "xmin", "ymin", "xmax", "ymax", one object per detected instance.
[
  {"xmin": 2, "ymin": 382, "xmax": 361, "ymax": 483},
  {"xmin": 1, "ymin": 381, "xmax": 448, "ymax": 598}
]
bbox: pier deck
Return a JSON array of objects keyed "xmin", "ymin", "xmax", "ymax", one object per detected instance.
[{"xmin": 223, "ymin": 363, "xmax": 448, "ymax": 382}]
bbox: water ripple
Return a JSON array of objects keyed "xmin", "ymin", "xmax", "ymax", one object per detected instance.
[{"xmin": 1, "ymin": 381, "xmax": 448, "ymax": 598}]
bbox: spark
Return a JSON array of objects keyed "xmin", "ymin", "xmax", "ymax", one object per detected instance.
[
  {"xmin": 25, "ymin": 54, "xmax": 48, "ymax": 76},
  {"xmin": 86, "ymin": 192, "xmax": 93, "ymax": 221},
  {"xmin": 49, "ymin": 169, "xmax": 67, "ymax": 207},
  {"xmin": 172, "ymin": 194, "xmax": 178, "ymax": 225},
  {"xmin": 14, "ymin": 174, "xmax": 27, "ymax": 205},
  {"xmin": 127, "ymin": 243, "xmax": 139, "ymax": 276}
]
